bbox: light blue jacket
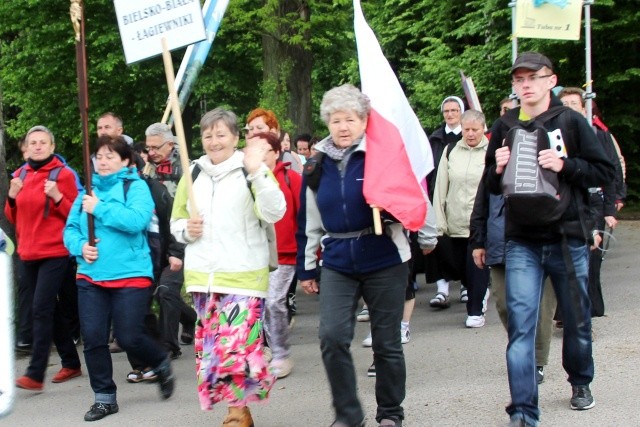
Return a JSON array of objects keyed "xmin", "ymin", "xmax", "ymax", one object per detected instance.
[{"xmin": 64, "ymin": 167, "xmax": 154, "ymax": 281}]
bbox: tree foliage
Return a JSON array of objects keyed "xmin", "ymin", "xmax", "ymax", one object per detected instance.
[{"xmin": 0, "ymin": 0, "xmax": 638, "ymax": 202}]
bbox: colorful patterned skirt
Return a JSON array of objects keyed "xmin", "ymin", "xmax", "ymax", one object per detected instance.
[{"xmin": 192, "ymin": 292, "xmax": 275, "ymax": 410}]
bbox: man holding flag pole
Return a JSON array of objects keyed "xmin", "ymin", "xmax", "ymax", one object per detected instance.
[{"xmin": 295, "ymin": 2, "xmax": 435, "ymax": 426}]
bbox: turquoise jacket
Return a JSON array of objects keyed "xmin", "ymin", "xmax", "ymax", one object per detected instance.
[{"xmin": 64, "ymin": 167, "xmax": 154, "ymax": 282}]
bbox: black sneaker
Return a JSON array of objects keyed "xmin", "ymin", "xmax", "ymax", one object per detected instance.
[
  {"xmin": 84, "ymin": 402, "xmax": 119, "ymax": 421},
  {"xmin": 570, "ymin": 384, "xmax": 595, "ymax": 410},
  {"xmin": 367, "ymin": 362, "xmax": 376, "ymax": 377},
  {"xmin": 536, "ymin": 366, "xmax": 544, "ymax": 384},
  {"xmin": 156, "ymin": 359, "xmax": 175, "ymax": 400}
]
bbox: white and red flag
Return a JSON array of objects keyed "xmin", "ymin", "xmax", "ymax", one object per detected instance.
[{"xmin": 354, "ymin": 0, "xmax": 433, "ymax": 231}]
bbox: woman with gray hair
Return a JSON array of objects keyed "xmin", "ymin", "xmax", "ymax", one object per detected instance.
[
  {"xmin": 296, "ymin": 84, "xmax": 432, "ymax": 427},
  {"xmin": 432, "ymin": 109, "xmax": 490, "ymax": 328},
  {"xmin": 171, "ymin": 107, "xmax": 285, "ymax": 426}
]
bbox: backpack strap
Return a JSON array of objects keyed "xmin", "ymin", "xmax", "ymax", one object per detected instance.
[
  {"xmin": 241, "ymin": 167, "xmax": 256, "ymax": 202},
  {"xmin": 444, "ymin": 141, "xmax": 457, "ymax": 160},
  {"xmin": 47, "ymin": 166, "xmax": 64, "ymax": 182},
  {"xmin": 18, "ymin": 167, "xmax": 28, "ymax": 181},
  {"xmin": 43, "ymin": 166, "xmax": 64, "ymax": 218},
  {"xmin": 302, "ymin": 152, "xmax": 325, "ymax": 192},
  {"xmin": 191, "ymin": 164, "xmax": 202, "ymax": 183},
  {"xmin": 122, "ymin": 179, "xmax": 134, "ymax": 201}
]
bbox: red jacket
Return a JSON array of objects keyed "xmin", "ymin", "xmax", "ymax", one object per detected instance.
[
  {"xmin": 5, "ymin": 157, "xmax": 78, "ymax": 260},
  {"xmin": 273, "ymin": 162, "xmax": 302, "ymax": 265}
]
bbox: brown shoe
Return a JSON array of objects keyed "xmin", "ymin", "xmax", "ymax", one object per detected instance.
[
  {"xmin": 222, "ymin": 406, "xmax": 254, "ymax": 427},
  {"xmin": 16, "ymin": 375, "xmax": 43, "ymax": 391},
  {"xmin": 52, "ymin": 367, "xmax": 82, "ymax": 383}
]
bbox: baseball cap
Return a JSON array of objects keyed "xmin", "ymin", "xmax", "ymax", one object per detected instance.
[{"xmin": 511, "ymin": 52, "xmax": 554, "ymax": 74}]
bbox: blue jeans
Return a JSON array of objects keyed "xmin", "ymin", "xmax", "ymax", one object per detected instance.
[
  {"xmin": 77, "ymin": 279, "xmax": 167, "ymax": 404},
  {"xmin": 505, "ymin": 239, "xmax": 593, "ymax": 425},
  {"xmin": 319, "ymin": 263, "xmax": 408, "ymax": 426}
]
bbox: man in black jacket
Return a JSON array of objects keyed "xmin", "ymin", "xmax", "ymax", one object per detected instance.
[{"xmin": 483, "ymin": 52, "xmax": 614, "ymax": 427}]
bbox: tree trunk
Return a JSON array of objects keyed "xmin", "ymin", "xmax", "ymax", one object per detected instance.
[{"xmin": 262, "ymin": 1, "xmax": 312, "ymax": 136}]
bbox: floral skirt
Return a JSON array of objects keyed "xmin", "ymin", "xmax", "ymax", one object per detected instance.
[{"xmin": 192, "ymin": 292, "xmax": 275, "ymax": 410}]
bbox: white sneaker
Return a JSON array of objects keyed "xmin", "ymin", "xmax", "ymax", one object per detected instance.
[
  {"xmin": 465, "ymin": 315, "xmax": 485, "ymax": 328},
  {"xmin": 270, "ymin": 358, "xmax": 294, "ymax": 379},
  {"xmin": 482, "ymin": 288, "xmax": 491, "ymax": 313},
  {"xmin": 362, "ymin": 331, "xmax": 372, "ymax": 347},
  {"xmin": 356, "ymin": 307, "xmax": 370, "ymax": 322},
  {"xmin": 401, "ymin": 327, "xmax": 410, "ymax": 344}
]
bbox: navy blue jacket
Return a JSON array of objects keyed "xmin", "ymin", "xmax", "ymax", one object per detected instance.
[{"xmin": 296, "ymin": 139, "xmax": 411, "ymax": 281}]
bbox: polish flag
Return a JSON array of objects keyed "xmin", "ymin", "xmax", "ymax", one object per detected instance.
[{"xmin": 354, "ymin": 0, "xmax": 433, "ymax": 231}]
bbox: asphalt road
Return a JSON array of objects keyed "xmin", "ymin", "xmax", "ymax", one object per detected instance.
[{"xmin": 2, "ymin": 221, "xmax": 639, "ymax": 426}]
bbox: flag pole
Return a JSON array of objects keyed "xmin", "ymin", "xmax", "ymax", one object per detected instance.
[
  {"xmin": 70, "ymin": 0, "xmax": 95, "ymax": 245},
  {"xmin": 161, "ymin": 37, "xmax": 198, "ymax": 218}
]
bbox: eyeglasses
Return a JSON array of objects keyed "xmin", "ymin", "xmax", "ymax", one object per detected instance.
[
  {"xmin": 145, "ymin": 140, "xmax": 169, "ymax": 152},
  {"xmin": 512, "ymin": 74, "xmax": 553, "ymax": 85}
]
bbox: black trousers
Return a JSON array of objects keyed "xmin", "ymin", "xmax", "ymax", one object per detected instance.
[
  {"xmin": 155, "ymin": 265, "xmax": 196, "ymax": 353},
  {"xmin": 22, "ymin": 256, "xmax": 81, "ymax": 382}
]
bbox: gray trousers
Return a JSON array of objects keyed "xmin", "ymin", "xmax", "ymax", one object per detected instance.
[
  {"xmin": 265, "ymin": 264, "xmax": 296, "ymax": 361},
  {"xmin": 319, "ymin": 263, "xmax": 408, "ymax": 425}
]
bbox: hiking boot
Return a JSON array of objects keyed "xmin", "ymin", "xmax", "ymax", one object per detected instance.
[
  {"xmin": 155, "ymin": 358, "xmax": 174, "ymax": 400},
  {"xmin": 362, "ymin": 331, "xmax": 372, "ymax": 347},
  {"xmin": 465, "ymin": 315, "xmax": 485, "ymax": 328},
  {"xmin": 16, "ymin": 375, "xmax": 43, "ymax": 391},
  {"xmin": 357, "ymin": 306, "xmax": 370, "ymax": 322},
  {"xmin": 536, "ymin": 366, "xmax": 544, "ymax": 384},
  {"xmin": 52, "ymin": 367, "xmax": 82, "ymax": 383},
  {"xmin": 84, "ymin": 402, "xmax": 119, "ymax": 422},
  {"xmin": 570, "ymin": 384, "xmax": 595, "ymax": 410}
]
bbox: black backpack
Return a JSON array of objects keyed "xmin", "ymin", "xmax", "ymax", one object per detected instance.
[{"xmin": 500, "ymin": 106, "xmax": 572, "ymax": 226}]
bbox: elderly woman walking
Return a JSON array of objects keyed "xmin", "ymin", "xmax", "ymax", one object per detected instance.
[
  {"xmin": 296, "ymin": 84, "xmax": 433, "ymax": 427},
  {"xmin": 171, "ymin": 108, "xmax": 285, "ymax": 426}
]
